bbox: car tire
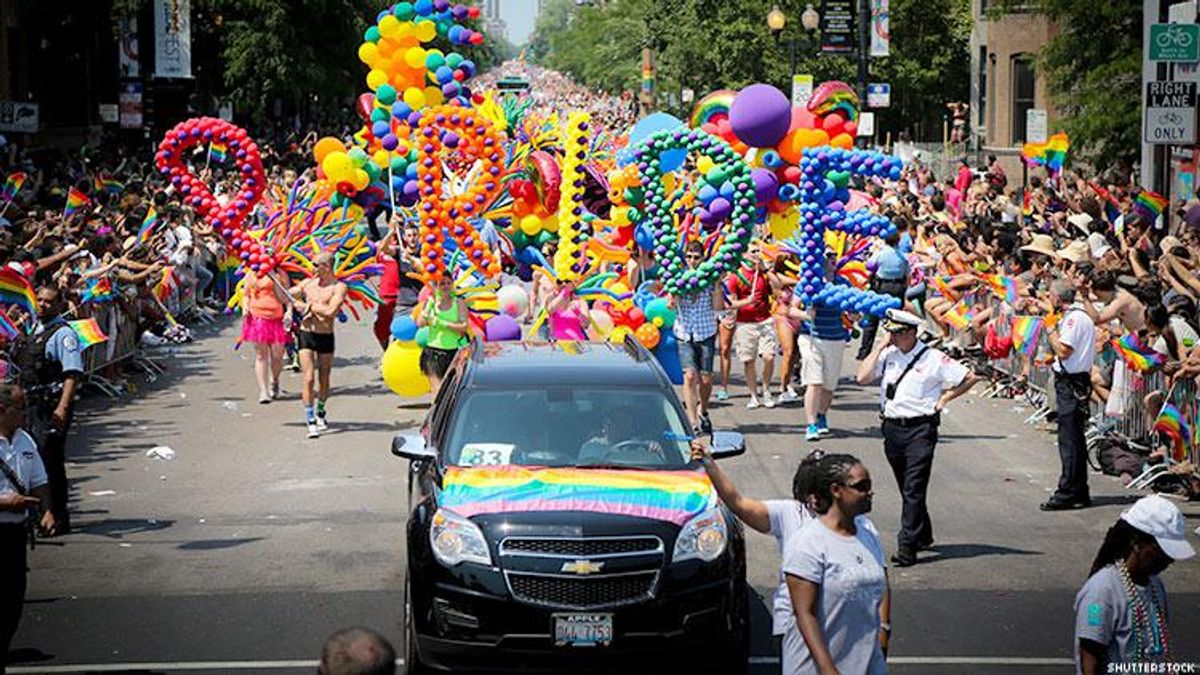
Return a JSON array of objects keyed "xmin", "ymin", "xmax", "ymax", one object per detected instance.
[
  {"xmin": 404, "ymin": 578, "xmax": 434, "ymax": 675},
  {"xmin": 712, "ymin": 582, "xmax": 750, "ymax": 675}
]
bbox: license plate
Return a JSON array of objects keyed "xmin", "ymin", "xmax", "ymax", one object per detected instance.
[{"xmin": 553, "ymin": 613, "xmax": 613, "ymax": 647}]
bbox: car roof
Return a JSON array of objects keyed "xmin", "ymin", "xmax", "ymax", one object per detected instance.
[{"xmin": 462, "ymin": 340, "xmax": 667, "ymax": 389}]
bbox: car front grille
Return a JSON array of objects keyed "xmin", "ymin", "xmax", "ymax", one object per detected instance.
[
  {"xmin": 500, "ymin": 536, "xmax": 663, "ymax": 558},
  {"xmin": 505, "ymin": 570, "xmax": 658, "ymax": 610}
]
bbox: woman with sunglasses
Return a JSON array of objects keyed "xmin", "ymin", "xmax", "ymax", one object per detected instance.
[
  {"xmin": 1074, "ymin": 495, "xmax": 1193, "ymax": 674},
  {"xmin": 784, "ymin": 453, "xmax": 890, "ymax": 675}
]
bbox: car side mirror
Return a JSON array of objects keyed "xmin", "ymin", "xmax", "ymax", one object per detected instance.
[
  {"xmin": 709, "ymin": 431, "xmax": 746, "ymax": 459},
  {"xmin": 392, "ymin": 433, "xmax": 437, "ymax": 462}
]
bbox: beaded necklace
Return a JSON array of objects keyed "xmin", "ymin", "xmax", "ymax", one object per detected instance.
[{"xmin": 1116, "ymin": 561, "xmax": 1170, "ymax": 661}]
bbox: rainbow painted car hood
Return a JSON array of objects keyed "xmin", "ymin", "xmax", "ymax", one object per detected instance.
[{"xmin": 439, "ymin": 466, "xmax": 718, "ymax": 526}]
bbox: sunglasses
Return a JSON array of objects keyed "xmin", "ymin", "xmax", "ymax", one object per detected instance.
[
  {"xmin": 842, "ymin": 479, "xmax": 872, "ymax": 493},
  {"xmin": 685, "ymin": 254, "xmax": 702, "ymax": 260}
]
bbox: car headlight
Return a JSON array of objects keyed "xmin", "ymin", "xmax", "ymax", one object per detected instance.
[
  {"xmin": 672, "ymin": 506, "xmax": 727, "ymax": 563},
  {"xmin": 430, "ymin": 508, "xmax": 492, "ymax": 567}
]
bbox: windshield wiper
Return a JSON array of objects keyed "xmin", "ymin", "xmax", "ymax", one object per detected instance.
[{"xmin": 573, "ymin": 463, "xmax": 650, "ymax": 471}]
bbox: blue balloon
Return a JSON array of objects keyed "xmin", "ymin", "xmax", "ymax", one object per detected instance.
[
  {"xmin": 652, "ymin": 331, "xmax": 684, "ymax": 385},
  {"xmin": 634, "ymin": 224, "xmax": 655, "ymax": 252},
  {"xmin": 391, "ymin": 315, "xmax": 418, "ymax": 341},
  {"xmin": 696, "ymin": 184, "xmax": 718, "ymax": 204},
  {"xmin": 625, "ymin": 112, "xmax": 687, "ymax": 172}
]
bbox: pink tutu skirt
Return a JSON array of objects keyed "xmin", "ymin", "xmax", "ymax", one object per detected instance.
[{"xmin": 241, "ymin": 314, "xmax": 289, "ymax": 345}]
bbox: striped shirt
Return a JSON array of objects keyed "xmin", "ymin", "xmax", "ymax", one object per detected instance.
[{"xmin": 673, "ymin": 289, "xmax": 718, "ymax": 342}]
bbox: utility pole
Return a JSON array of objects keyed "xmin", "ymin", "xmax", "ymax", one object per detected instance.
[{"xmin": 858, "ymin": 0, "xmax": 870, "ymax": 146}]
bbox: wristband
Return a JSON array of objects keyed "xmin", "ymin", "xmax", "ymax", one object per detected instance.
[{"xmin": 879, "ymin": 622, "xmax": 892, "ymax": 633}]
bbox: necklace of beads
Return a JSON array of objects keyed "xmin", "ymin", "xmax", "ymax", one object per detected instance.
[{"xmin": 1116, "ymin": 561, "xmax": 1170, "ymax": 661}]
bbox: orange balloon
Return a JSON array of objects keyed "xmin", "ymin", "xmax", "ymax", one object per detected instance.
[
  {"xmin": 830, "ymin": 132, "xmax": 854, "ymax": 149},
  {"xmin": 635, "ymin": 323, "xmax": 661, "ymax": 350}
]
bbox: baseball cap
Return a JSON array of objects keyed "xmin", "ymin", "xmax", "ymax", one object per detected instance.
[
  {"xmin": 1120, "ymin": 494, "xmax": 1195, "ymax": 561},
  {"xmin": 1087, "ymin": 232, "xmax": 1112, "ymax": 259},
  {"xmin": 882, "ymin": 308, "xmax": 922, "ymax": 333}
]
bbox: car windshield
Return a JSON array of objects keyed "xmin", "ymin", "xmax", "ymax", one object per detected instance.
[{"xmin": 444, "ymin": 387, "xmax": 693, "ymax": 469}]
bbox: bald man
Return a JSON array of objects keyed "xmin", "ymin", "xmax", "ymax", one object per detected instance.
[
  {"xmin": 290, "ymin": 252, "xmax": 347, "ymax": 438},
  {"xmin": 319, "ymin": 627, "xmax": 395, "ymax": 675}
]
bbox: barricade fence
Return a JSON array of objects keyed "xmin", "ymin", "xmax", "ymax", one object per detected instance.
[{"xmin": 931, "ymin": 292, "xmax": 1199, "ymax": 491}]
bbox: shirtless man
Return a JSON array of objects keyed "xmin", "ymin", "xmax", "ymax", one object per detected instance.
[
  {"xmin": 290, "ymin": 252, "xmax": 348, "ymax": 438},
  {"xmin": 1078, "ymin": 269, "xmax": 1145, "ymax": 334}
]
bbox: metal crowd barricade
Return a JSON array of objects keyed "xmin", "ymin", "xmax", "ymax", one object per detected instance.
[{"xmin": 77, "ymin": 298, "xmax": 166, "ymax": 398}]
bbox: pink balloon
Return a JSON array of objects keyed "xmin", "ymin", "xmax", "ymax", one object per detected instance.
[
  {"xmin": 822, "ymin": 113, "xmax": 845, "ymax": 134},
  {"xmin": 789, "ymin": 106, "xmax": 818, "ymax": 132},
  {"xmin": 844, "ymin": 120, "xmax": 858, "ymax": 137}
]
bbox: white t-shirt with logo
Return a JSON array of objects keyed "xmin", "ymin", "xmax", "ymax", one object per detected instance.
[
  {"xmin": 873, "ymin": 343, "xmax": 969, "ymax": 418},
  {"xmin": 1055, "ymin": 306, "xmax": 1096, "ymax": 375}
]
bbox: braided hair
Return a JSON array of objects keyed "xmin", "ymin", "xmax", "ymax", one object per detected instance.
[
  {"xmin": 1089, "ymin": 519, "xmax": 1158, "ymax": 579},
  {"xmin": 790, "ymin": 449, "xmax": 827, "ymax": 508},
  {"xmin": 806, "ymin": 453, "xmax": 861, "ymax": 515}
]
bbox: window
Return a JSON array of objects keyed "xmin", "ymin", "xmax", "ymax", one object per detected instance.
[{"xmin": 1010, "ymin": 54, "xmax": 1035, "ymax": 145}]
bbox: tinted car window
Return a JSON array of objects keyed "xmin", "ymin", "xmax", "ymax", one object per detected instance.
[{"xmin": 444, "ymin": 386, "xmax": 692, "ymax": 469}]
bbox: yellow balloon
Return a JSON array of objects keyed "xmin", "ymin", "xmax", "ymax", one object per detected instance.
[
  {"xmin": 372, "ymin": 149, "xmax": 391, "ymax": 168},
  {"xmin": 415, "ymin": 19, "xmax": 437, "ymax": 42},
  {"xmin": 382, "ymin": 342, "xmax": 430, "ymax": 397},
  {"xmin": 519, "ymin": 214, "xmax": 543, "ymax": 236},
  {"xmin": 322, "ymin": 152, "xmax": 352, "ymax": 180},
  {"xmin": 423, "ymin": 86, "xmax": 445, "ymax": 107},
  {"xmin": 313, "ymin": 137, "xmax": 345, "ymax": 164},
  {"xmin": 378, "ymin": 15, "xmax": 400, "ymax": 38},
  {"xmin": 661, "ymin": 173, "xmax": 677, "ymax": 194},
  {"xmin": 403, "ymin": 87, "xmax": 426, "ymax": 110},
  {"xmin": 541, "ymin": 214, "xmax": 559, "ymax": 233},
  {"xmin": 366, "ymin": 69, "xmax": 388, "ymax": 90},
  {"xmin": 696, "ymin": 155, "xmax": 715, "ymax": 174},
  {"xmin": 768, "ymin": 210, "xmax": 799, "ymax": 240},
  {"xmin": 404, "ymin": 46, "xmax": 426, "ymax": 69},
  {"xmin": 358, "ymin": 42, "xmax": 379, "ymax": 65},
  {"xmin": 609, "ymin": 325, "xmax": 632, "ymax": 344},
  {"xmin": 351, "ymin": 168, "xmax": 370, "ymax": 191}
]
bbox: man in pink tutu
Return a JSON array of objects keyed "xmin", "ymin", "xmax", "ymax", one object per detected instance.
[
  {"xmin": 240, "ymin": 268, "xmax": 291, "ymax": 403},
  {"xmin": 291, "ymin": 253, "xmax": 347, "ymax": 439}
]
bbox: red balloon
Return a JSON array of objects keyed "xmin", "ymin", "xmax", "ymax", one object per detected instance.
[
  {"xmin": 782, "ymin": 166, "xmax": 802, "ymax": 184},
  {"xmin": 822, "ymin": 113, "xmax": 845, "ymax": 134},
  {"xmin": 356, "ymin": 93, "xmax": 375, "ymax": 122},
  {"xmin": 468, "ymin": 6, "xmax": 480, "ymax": 17},
  {"xmin": 844, "ymin": 120, "xmax": 858, "ymax": 137},
  {"xmin": 626, "ymin": 307, "xmax": 645, "ymax": 327}
]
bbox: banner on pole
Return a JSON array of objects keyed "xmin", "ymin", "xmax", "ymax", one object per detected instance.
[
  {"xmin": 154, "ymin": 0, "xmax": 192, "ymax": 79},
  {"xmin": 870, "ymin": 0, "xmax": 890, "ymax": 57},
  {"xmin": 119, "ymin": 15, "xmax": 140, "ymax": 78}
]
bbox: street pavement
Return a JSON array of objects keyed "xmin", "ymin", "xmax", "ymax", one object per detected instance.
[{"xmin": 8, "ymin": 317, "xmax": 1200, "ymax": 674}]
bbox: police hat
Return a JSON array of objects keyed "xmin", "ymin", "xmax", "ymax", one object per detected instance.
[{"xmin": 882, "ymin": 308, "xmax": 922, "ymax": 333}]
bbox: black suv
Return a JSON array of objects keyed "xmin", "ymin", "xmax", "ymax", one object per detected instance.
[{"xmin": 392, "ymin": 339, "xmax": 749, "ymax": 673}]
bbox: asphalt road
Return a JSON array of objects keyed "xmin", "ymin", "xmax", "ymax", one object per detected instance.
[{"xmin": 8, "ymin": 317, "xmax": 1200, "ymax": 674}]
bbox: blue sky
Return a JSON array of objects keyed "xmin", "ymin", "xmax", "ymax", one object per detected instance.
[{"xmin": 499, "ymin": 0, "xmax": 538, "ymax": 45}]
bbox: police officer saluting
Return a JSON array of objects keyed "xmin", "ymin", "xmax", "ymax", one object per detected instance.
[
  {"xmin": 1040, "ymin": 279, "xmax": 1096, "ymax": 511},
  {"xmin": 857, "ymin": 308, "xmax": 978, "ymax": 567}
]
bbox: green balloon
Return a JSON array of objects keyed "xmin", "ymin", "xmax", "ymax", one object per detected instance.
[
  {"xmin": 393, "ymin": 2, "xmax": 415, "ymax": 20},
  {"xmin": 535, "ymin": 230, "xmax": 555, "ymax": 246},
  {"xmin": 415, "ymin": 326, "xmax": 430, "ymax": 349}
]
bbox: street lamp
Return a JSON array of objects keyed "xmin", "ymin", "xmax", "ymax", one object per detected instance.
[{"xmin": 767, "ymin": 5, "xmax": 820, "ymax": 90}]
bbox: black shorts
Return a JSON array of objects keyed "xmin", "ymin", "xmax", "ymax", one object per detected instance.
[
  {"xmin": 298, "ymin": 330, "xmax": 335, "ymax": 354},
  {"xmin": 420, "ymin": 346, "xmax": 459, "ymax": 379}
]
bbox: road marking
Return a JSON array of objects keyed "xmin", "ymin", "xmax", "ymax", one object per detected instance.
[{"xmin": 11, "ymin": 656, "xmax": 1076, "ymax": 673}]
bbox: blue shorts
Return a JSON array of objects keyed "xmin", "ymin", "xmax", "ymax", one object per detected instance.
[{"xmin": 677, "ymin": 334, "xmax": 716, "ymax": 374}]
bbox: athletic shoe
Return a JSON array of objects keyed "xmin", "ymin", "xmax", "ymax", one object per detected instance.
[
  {"xmin": 817, "ymin": 414, "xmax": 832, "ymax": 436},
  {"xmin": 716, "ymin": 389, "xmax": 730, "ymax": 402},
  {"xmin": 315, "ymin": 414, "xmax": 329, "ymax": 431},
  {"xmin": 271, "ymin": 380, "xmax": 281, "ymax": 399},
  {"xmin": 805, "ymin": 424, "xmax": 822, "ymax": 441},
  {"xmin": 306, "ymin": 422, "xmax": 320, "ymax": 439},
  {"xmin": 746, "ymin": 397, "xmax": 761, "ymax": 410},
  {"xmin": 778, "ymin": 389, "xmax": 800, "ymax": 404},
  {"xmin": 258, "ymin": 391, "xmax": 271, "ymax": 404},
  {"xmin": 699, "ymin": 413, "xmax": 713, "ymax": 435},
  {"xmin": 762, "ymin": 391, "xmax": 776, "ymax": 408}
]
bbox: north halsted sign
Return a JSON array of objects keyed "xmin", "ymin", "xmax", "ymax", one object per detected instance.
[{"xmin": 1145, "ymin": 81, "xmax": 1197, "ymax": 145}]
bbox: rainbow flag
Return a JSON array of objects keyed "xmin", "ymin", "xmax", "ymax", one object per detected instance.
[
  {"xmin": 68, "ymin": 318, "xmax": 109, "ymax": 349},
  {"xmin": 64, "ymin": 186, "xmax": 90, "ymax": 219},
  {"xmin": 0, "ymin": 267, "xmax": 38, "ymax": 316},
  {"xmin": 1022, "ymin": 190, "xmax": 1033, "ymax": 217},
  {"xmin": 1021, "ymin": 132, "xmax": 1070, "ymax": 175},
  {"xmin": 93, "ymin": 176, "xmax": 125, "ymax": 195},
  {"xmin": 440, "ymin": 466, "xmax": 717, "ymax": 526},
  {"xmin": 81, "ymin": 277, "xmax": 116, "ymax": 303},
  {"xmin": 0, "ymin": 312, "xmax": 18, "ymax": 341},
  {"xmin": 1134, "ymin": 190, "xmax": 1167, "ymax": 222},
  {"xmin": 1011, "ymin": 316, "xmax": 1043, "ymax": 356},
  {"xmin": 943, "ymin": 300, "xmax": 973, "ymax": 330},
  {"xmin": 209, "ymin": 141, "xmax": 228, "ymax": 164},
  {"xmin": 1112, "ymin": 333, "xmax": 1166, "ymax": 371},
  {"xmin": 986, "ymin": 274, "xmax": 1019, "ymax": 304},
  {"xmin": 154, "ymin": 266, "xmax": 177, "ymax": 303},
  {"xmin": 1, "ymin": 171, "xmax": 27, "ymax": 203},
  {"xmin": 1153, "ymin": 403, "xmax": 1190, "ymax": 462},
  {"xmin": 138, "ymin": 206, "xmax": 159, "ymax": 245}
]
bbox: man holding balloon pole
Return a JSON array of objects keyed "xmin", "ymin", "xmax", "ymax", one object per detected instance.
[
  {"xmin": 290, "ymin": 253, "xmax": 347, "ymax": 439},
  {"xmin": 669, "ymin": 240, "xmax": 726, "ymax": 436}
]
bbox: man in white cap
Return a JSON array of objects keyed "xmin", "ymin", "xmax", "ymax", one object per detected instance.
[
  {"xmin": 856, "ymin": 308, "xmax": 978, "ymax": 566},
  {"xmin": 1041, "ymin": 279, "xmax": 1097, "ymax": 511},
  {"xmin": 1073, "ymin": 494, "xmax": 1194, "ymax": 674}
]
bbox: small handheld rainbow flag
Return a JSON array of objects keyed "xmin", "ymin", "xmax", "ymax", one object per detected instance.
[
  {"xmin": 1112, "ymin": 333, "xmax": 1166, "ymax": 371},
  {"xmin": 0, "ymin": 311, "xmax": 18, "ymax": 341},
  {"xmin": 138, "ymin": 206, "xmax": 160, "ymax": 246},
  {"xmin": 0, "ymin": 267, "xmax": 38, "ymax": 317},
  {"xmin": 1021, "ymin": 190, "xmax": 1033, "ymax": 217},
  {"xmin": 93, "ymin": 175, "xmax": 125, "ymax": 195},
  {"xmin": 1153, "ymin": 403, "xmax": 1190, "ymax": 462},
  {"xmin": 154, "ymin": 266, "xmax": 178, "ymax": 303},
  {"xmin": 1, "ymin": 171, "xmax": 27, "ymax": 203},
  {"xmin": 1133, "ymin": 190, "xmax": 1167, "ymax": 222},
  {"xmin": 81, "ymin": 277, "xmax": 116, "ymax": 303},
  {"xmin": 1021, "ymin": 132, "xmax": 1070, "ymax": 175},
  {"xmin": 208, "ymin": 141, "xmax": 228, "ymax": 164},
  {"xmin": 68, "ymin": 318, "xmax": 109, "ymax": 349},
  {"xmin": 64, "ymin": 186, "xmax": 91, "ymax": 219},
  {"xmin": 986, "ymin": 274, "xmax": 1019, "ymax": 304},
  {"xmin": 1011, "ymin": 316, "xmax": 1043, "ymax": 356},
  {"xmin": 944, "ymin": 300, "xmax": 974, "ymax": 330}
]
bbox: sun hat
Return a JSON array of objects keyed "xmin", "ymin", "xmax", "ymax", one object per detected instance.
[
  {"xmin": 1120, "ymin": 494, "xmax": 1196, "ymax": 561},
  {"xmin": 1057, "ymin": 240, "xmax": 1091, "ymax": 264},
  {"xmin": 1087, "ymin": 232, "xmax": 1112, "ymax": 259},
  {"xmin": 1020, "ymin": 233, "xmax": 1057, "ymax": 257},
  {"xmin": 1067, "ymin": 212, "xmax": 1094, "ymax": 235}
]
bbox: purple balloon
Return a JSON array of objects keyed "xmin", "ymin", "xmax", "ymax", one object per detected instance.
[
  {"xmin": 484, "ymin": 315, "xmax": 522, "ymax": 342},
  {"xmin": 729, "ymin": 84, "xmax": 792, "ymax": 149},
  {"xmin": 708, "ymin": 197, "xmax": 733, "ymax": 221},
  {"xmin": 751, "ymin": 168, "xmax": 779, "ymax": 205}
]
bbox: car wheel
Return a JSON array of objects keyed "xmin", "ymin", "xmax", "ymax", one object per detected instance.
[
  {"xmin": 712, "ymin": 582, "xmax": 750, "ymax": 675},
  {"xmin": 404, "ymin": 578, "xmax": 433, "ymax": 675}
]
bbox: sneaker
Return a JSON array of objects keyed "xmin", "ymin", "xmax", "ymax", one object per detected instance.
[
  {"xmin": 271, "ymin": 380, "xmax": 281, "ymax": 399},
  {"xmin": 306, "ymin": 422, "xmax": 320, "ymax": 439},
  {"xmin": 258, "ymin": 391, "xmax": 271, "ymax": 404},
  {"xmin": 817, "ymin": 415, "xmax": 832, "ymax": 436},
  {"xmin": 746, "ymin": 397, "xmax": 761, "ymax": 410},
  {"xmin": 716, "ymin": 389, "xmax": 730, "ymax": 402},
  {"xmin": 805, "ymin": 424, "xmax": 822, "ymax": 441},
  {"xmin": 778, "ymin": 389, "xmax": 800, "ymax": 404},
  {"xmin": 699, "ymin": 413, "xmax": 713, "ymax": 435},
  {"xmin": 762, "ymin": 391, "xmax": 776, "ymax": 408},
  {"xmin": 315, "ymin": 414, "xmax": 329, "ymax": 431}
]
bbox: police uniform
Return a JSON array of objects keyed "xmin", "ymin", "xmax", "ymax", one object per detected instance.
[
  {"xmin": 0, "ymin": 428, "xmax": 48, "ymax": 665},
  {"xmin": 873, "ymin": 310, "xmax": 969, "ymax": 561},
  {"xmin": 1042, "ymin": 303, "xmax": 1096, "ymax": 510},
  {"xmin": 21, "ymin": 319, "xmax": 84, "ymax": 529}
]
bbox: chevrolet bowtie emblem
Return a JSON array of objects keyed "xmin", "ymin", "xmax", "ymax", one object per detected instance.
[{"xmin": 561, "ymin": 559, "xmax": 604, "ymax": 575}]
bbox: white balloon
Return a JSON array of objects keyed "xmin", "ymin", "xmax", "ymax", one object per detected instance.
[{"xmin": 497, "ymin": 284, "xmax": 529, "ymax": 318}]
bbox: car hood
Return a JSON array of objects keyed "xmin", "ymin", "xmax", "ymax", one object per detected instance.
[{"xmin": 438, "ymin": 465, "xmax": 717, "ymax": 526}]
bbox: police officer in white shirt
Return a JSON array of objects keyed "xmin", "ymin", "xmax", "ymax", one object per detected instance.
[
  {"xmin": 857, "ymin": 309, "xmax": 978, "ymax": 567},
  {"xmin": 0, "ymin": 383, "xmax": 55, "ymax": 670},
  {"xmin": 1041, "ymin": 279, "xmax": 1097, "ymax": 511}
]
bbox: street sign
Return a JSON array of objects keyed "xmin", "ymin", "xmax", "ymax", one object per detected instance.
[
  {"xmin": 0, "ymin": 101, "xmax": 38, "ymax": 133},
  {"xmin": 1149, "ymin": 23, "xmax": 1200, "ymax": 62},
  {"xmin": 1026, "ymin": 109, "xmax": 1048, "ymax": 143},
  {"xmin": 820, "ymin": 0, "xmax": 854, "ymax": 53},
  {"xmin": 858, "ymin": 112, "xmax": 876, "ymax": 137},
  {"xmin": 1145, "ymin": 81, "xmax": 1197, "ymax": 144},
  {"xmin": 792, "ymin": 75, "xmax": 814, "ymax": 106},
  {"xmin": 866, "ymin": 83, "xmax": 890, "ymax": 108},
  {"xmin": 99, "ymin": 104, "xmax": 119, "ymax": 123},
  {"xmin": 681, "ymin": 88, "xmax": 694, "ymax": 104}
]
